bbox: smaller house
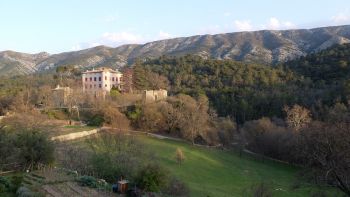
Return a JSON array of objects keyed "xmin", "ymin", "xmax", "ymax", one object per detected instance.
[
  {"xmin": 117, "ymin": 180, "xmax": 129, "ymax": 193},
  {"xmin": 52, "ymin": 85, "xmax": 73, "ymax": 107},
  {"xmin": 142, "ymin": 89, "xmax": 167, "ymax": 104}
]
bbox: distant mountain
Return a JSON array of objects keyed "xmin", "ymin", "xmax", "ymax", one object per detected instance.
[
  {"xmin": 1, "ymin": 25, "xmax": 350, "ymax": 76},
  {"xmin": 0, "ymin": 51, "xmax": 49, "ymax": 75}
]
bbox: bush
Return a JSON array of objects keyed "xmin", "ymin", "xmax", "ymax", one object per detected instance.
[
  {"xmin": 163, "ymin": 177, "xmax": 189, "ymax": 197},
  {"xmin": 87, "ymin": 114, "xmax": 104, "ymax": 126},
  {"xmin": 77, "ymin": 176, "xmax": 98, "ymax": 188},
  {"xmin": 16, "ymin": 186, "xmax": 36, "ymax": 197},
  {"xmin": 10, "ymin": 175, "xmax": 23, "ymax": 192},
  {"xmin": 242, "ymin": 182, "xmax": 272, "ymax": 197},
  {"xmin": 0, "ymin": 176, "xmax": 11, "ymax": 192},
  {"xmin": 87, "ymin": 133, "xmax": 148, "ymax": 183},
  {"xmin": 135, "ymin": 163, "xmax": 168, "ymax": 192},
  {"xmin": 15, "ymin": 130, "xmax": 55, "ymax": 170}
]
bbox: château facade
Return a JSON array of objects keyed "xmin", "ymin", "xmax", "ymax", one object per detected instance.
[{"xmin": 82, "ymin": 67, "xmax": 123, "ymax": 96}]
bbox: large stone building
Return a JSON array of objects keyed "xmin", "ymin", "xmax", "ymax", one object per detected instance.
[{"xmin": 82, "ymin": 67, "xmax": 122, "ymax": 96}]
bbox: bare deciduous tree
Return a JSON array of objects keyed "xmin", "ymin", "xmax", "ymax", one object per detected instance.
[
  {"xmin": 284, "ymin": 104, "xmax": 311, "ymax": 131},
  {"xmin": 299, "ymin": 121, "xmax": 350, "ymax": 196}
]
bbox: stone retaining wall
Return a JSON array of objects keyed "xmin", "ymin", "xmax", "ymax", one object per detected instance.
[{"xmin": 51, "ymin": 129, "xmax": 99, "ymax": 142}]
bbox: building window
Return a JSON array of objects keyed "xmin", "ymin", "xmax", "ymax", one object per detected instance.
[
  {"xmin": 85, "ymin": 78, "xmax": 87, "ymax": 81},
  {"xmin": 105, "ymin": 76, "xmax": 107, "ymax": 80},
  {"xmin": 90, "ymin": 85, "xmax": 92, "ymax": 88},
  {"xmin": 94, "ymin": 77, "xmax": 96, "ymax": 81},
  {"xmin": 94, "ymin": 84, "xmax": 96, "ymax": 88},
  {"xmin": 105, "ymin": 84, "xmax": 107, "ymax": 87},
  {"xmin": 99, "ymin": 77, "xmax": 101, "ymax": 81},
  {"xmin": 90, "ymin": 77, "xmax": 92, "ymax": 81},
  {"xmin": 99, "ymin": 84, "xmax": 102, "ymax": 88},
  {"xmin": 112, "ymin": 77, "xmax": 115, "ymax": 81}
]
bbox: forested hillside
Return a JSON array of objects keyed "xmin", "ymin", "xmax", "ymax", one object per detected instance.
[
  {"xmin": 136, "ymin": 49, "xmax": 350, "ymax": 123},
  {"xmin": 286, "ymin": 43, "xmax": 350, "ymax": 84}
]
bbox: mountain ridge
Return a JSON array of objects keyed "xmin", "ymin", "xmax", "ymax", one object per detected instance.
[{"xmin": 1, "ymin": 25, "xmax": 350, "ymax": 76}]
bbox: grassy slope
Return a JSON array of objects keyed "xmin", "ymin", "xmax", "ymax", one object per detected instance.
[{"xmin": 137, "ymin": 135, "xmax": 336, "ymax": 197}]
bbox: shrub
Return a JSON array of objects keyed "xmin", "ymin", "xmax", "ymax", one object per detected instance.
[
  {"xmin": 163, "ymin": 177, "xmax": 189, "ymax": 197},
  {"xmin": 10, "ymin": 175, "xmax": 23, "ymax": 192},
  {"xmin": 15, "ymin": 130, "xmax": 55, "ymax": 170},
  {"xmin": 87, "ymin": 133, "xmax": 148, "ymax": 182},
  {"xmin": 242, "ymin": 182, "xmax": 272, "ymax": 197},
  {"xmin": 135, "ymin": 163, "xmax": 169, "ymax": 192},
  {"xmin": 87, "ymin": 114, "xmax": 104, "ymax": 126},
  {"xmin": 0, "ymin": 176, "xmax": 11, "ymax": 192},
  {"xmin": 16, "ymin": 186, "xmax": 36, "ymax": 197},
  {"xmin": 77, "ymin": 176, "xmax": 98, "ymax": 188}
]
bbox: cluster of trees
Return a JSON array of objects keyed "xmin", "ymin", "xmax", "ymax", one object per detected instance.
[
  {"xmin": 81, "ymin": 98, "xmax": 130, "ymax": 129},
  {"xmin": 240, "ymin": 103, "xmax": 350, "ymax": 195},
  {"xmin": 128, "ymin": 93, "xmax": 236, "ymax": 145},
  {"xmin": 133, "ymin": 65, "xmax": 169, "ymax": 90}
]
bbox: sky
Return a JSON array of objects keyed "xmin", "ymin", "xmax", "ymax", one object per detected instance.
[{"xmin": 0, "ymin": 0, "xmax": 349, "ymax": 54}]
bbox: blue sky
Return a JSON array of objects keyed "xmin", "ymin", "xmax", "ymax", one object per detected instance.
[{"xmin": 0, "ymin": 0, "xmax": 349, "ymax": 54}]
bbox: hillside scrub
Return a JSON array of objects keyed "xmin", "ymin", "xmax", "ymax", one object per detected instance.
[
  {"xmin": 56, "ymin": 132, "xmax": 188, "ymax": 195},
  {"xmin": 0, "ymin": 128, "xmax": 54, "ymax": 171}
]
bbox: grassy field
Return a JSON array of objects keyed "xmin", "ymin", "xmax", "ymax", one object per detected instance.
[{"xmin": 136, "ymin": 135, "xmax": 338, "ymax": 197}]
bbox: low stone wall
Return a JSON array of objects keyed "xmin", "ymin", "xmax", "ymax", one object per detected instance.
[{"xmin": 51, "ymin": 129, "xmax": 100, "ymax": 142}]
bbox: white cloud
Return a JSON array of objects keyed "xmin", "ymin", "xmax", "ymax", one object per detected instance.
[
  {"xmin": 265, "ymin": 17, "xmax": 296, "ymax": 30},
  {"xmin": 90, "ymin": 42, "xmax": 101, "ymax": 47},
  {"xmin": 71, "ymin": 44, "xmax": 82, "ymax": 51},
  {"xmin": 158, "ymin": 31, "xmax": 173, "ymax": 40},
  {"xmin": 331, "ymin": 11, "xmax": 350, "ymax": 24},
  {"xmin": 260, "ymin": 17, "xmax": 296, "ymax": 30},
  {"xmin": 267, "ymin": 17, "xmax": 280, "ymax": 29},
  {"xmin": 234, "ymin": 20, "xmax": 253, "ymax": 31},
  {"xmin": 198, "ymin": 17, "xmax": 296, "ymax": 35}
]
